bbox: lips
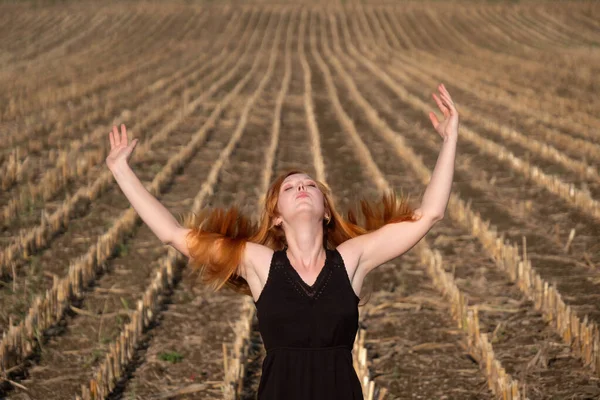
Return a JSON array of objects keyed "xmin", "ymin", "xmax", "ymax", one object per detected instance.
[{"xmin": 296, "ymin": 192, "xmax": 309, "ymax": 199}]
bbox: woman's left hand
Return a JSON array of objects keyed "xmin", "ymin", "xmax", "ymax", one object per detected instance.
[{"xmin": 429, "ymin": 83, "xmax": 459, "ymax": 142}]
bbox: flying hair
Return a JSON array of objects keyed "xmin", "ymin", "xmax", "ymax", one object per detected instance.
[{"xmin": 182, "ymin": 169, "xmax": 421, "ymax": 306}]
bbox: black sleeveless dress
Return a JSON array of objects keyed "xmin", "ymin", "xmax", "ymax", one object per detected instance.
[{"xmin": 254, "ymin": 247, "xmax": 364, "ymax": 400}]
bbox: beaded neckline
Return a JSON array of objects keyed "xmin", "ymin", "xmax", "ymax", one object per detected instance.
[{"xmin": 282, "ymin": 249, "xmax": 332, "ymax": 300}]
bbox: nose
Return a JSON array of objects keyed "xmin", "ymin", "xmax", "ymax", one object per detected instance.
[{"xmin": 297, "ymin": 183, "xmax": 305, "ymax": 191}]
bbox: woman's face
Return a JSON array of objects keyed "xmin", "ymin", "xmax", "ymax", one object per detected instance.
[{"xmin": 274, "ymin": 173, "xmax": 326, "ymax": 226}]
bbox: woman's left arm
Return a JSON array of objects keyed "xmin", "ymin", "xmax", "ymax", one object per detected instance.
[{"xmin": 338, "ymin": 83, "xmax": 458, "ymax": 275}]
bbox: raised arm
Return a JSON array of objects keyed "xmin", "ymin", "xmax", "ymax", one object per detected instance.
[
  {"xmin": 338, "ymin": 83, "xmax": 458, "ymax": 276},
  {"xmin": 337, "ymin": 210, "xmax": 440, "ymax": 277},
  {"xmin": 106, "ymin": 124, "xmax": 190, "ymax": 257},
  {"xmin": 106, "ymin": 124, "xmax": 277, "ymax": 286}
]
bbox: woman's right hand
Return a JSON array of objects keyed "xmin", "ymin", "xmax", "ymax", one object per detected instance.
[{"xmin": 106, "ymin": 124, "xmax": 138, "ymax": 171}]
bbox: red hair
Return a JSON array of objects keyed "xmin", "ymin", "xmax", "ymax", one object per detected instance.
[{"xmin": 183, "ymin": 169, "xmax": 420, "ymax": 306}]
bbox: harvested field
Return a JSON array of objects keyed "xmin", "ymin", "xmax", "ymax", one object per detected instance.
[{"xmin": 1, "ymin": 1, "xmax": 599, "ymax": 399}]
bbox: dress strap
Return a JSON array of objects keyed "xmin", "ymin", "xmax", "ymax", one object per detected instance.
[{"xmin": 254, "ymin": 250, "xmax": 286, "ymax": 306}]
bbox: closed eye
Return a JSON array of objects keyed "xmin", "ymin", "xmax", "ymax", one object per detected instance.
[{"xmin": 282, "ymin": 181, "xmax": 316, "ymax": 191}]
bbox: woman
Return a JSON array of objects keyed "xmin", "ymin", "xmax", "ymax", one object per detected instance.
[{"xmin": 106, "ymin": 83, "xmax": 458, "ymax": 399}]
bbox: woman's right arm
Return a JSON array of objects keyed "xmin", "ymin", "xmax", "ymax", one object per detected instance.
[
  {"xmin": 106, "ymin": 125, "xmax": 272, "ymax": 281},
  {"xmin": 106, "ymin": 124, "xmax": 190, "ymax": 257}
]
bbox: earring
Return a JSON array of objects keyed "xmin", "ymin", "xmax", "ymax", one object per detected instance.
[{"xmin": 324, "ymin": 214, "xmax": 331, "ymax": 224}]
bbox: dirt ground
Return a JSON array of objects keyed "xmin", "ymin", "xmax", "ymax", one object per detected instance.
[{"xmin": 1, "ymin": 1, "xmax": 599, "ymax": 399}]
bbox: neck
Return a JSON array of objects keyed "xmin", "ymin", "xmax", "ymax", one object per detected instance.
[{"xmin": 283, "ymin": 221, "xmax": 325, "ymax": 272}]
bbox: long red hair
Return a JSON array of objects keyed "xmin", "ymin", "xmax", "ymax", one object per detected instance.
[{"xmin": 183, "ymin": 169, "xmax": 420, "ymax": 306}]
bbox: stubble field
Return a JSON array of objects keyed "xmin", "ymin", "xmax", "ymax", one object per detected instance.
[{"xmin": 0, "ymin": 1, "xmax": 599, "ymax": 399}]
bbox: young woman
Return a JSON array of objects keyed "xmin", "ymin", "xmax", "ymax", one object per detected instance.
[{"xmin": 106, "ymin": 83, "xmax": 458, "ymax": 399}]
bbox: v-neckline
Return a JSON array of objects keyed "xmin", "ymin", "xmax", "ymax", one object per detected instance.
[{"xmin": 284, "ymin": 248, "xmax": 330, "ymax": 290}]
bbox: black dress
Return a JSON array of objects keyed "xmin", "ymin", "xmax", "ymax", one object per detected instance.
[{"xmin": 254, "ymin": 247, "xmax": 364, "ymax": 400}]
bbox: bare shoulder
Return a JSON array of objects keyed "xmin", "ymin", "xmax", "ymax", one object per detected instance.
[
  {"xmin": 240, "ymin": 242, "xmax": 274, "ymax": 281},
  {"xmin": 241, "ymin": 243, "xmax": 274, "ymax": 302},
  {"xmin": 336, "ymin": 236, "xmax": 364, "ymax": 267},
  {"xmin": 335, "ymin": 239, "xmax": 363, "ymax": 280}
]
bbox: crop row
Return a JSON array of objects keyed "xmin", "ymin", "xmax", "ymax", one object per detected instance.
[
  {"xmin": 346, "ymin": 9, "xmax": 600, "ymax": 219},
  {"xmin": 77, "ymin": 8, "xmax": 289, "ymax": 398},
  {"xmin": 375, "ymin": 5, "xmax": 599, "ymax": 133},
  {"xmin": 1, "ymin": 5, "xmax": 598, "ymax": 398},
  {"xmin": 308, "ymin": 10, "xmax": 519, "ymax": 398},
  {"xmin": 0, "ymin": 9, "xmax": 205, "ymax": 122},
  {"xmin": 0, "ymin": 9, "xmax": 262, "ymax": 280},
  {"xmin": 0, "ymin": 12, "xmax": 209, "ymax": 175},
  {"xmin": 0, "ymin": 10, "xmax": 246, "ymax": 229},
  {"xmin": 323, "ymin": 8, "xmax": 599, "ymax": 377},
  {"xmin": 0, "ymin": 6, "xmax": 274, "ymax": 375}
]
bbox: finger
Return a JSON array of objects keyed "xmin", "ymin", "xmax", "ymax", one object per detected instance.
[
  {"xmin": 112, "ymin": 125, "xmax": 121, "ymax": 146},
  {"xmin": 440, "ymin": 87, "xmax": 456, "ymax": 108},
  {"xmin": 120, "ymin": 124, "xmax": 127, "ymax": 146},
  {"xmin": 429, "ymin": 112, "xmax": 439, "ymax": 130},
  {"xmin": 439, "ymin": 89, "xmax": 454, "ymax": 104},
  {"xmin": 439, "ymin": 94, "xmax": 452, "ymax": 110},
  {"xmin": 433, "ymin": 93, "xmax": 449, "ymax": 115},
  {"xmin": 438, "ymin": 83, "xmax": 446, "ymax": 97},
  {"xmin": 109, "ymin": 131, "xmax": 115, "ymax": 148},
  {"xmin": 433, "ymin": 93, "xmax": 447, "ymax": 112},
  {"xmin": 442, "ymin": 96, "xmax": 456, "ymax": 115},
  {"xmin": 439, "ymin": 92, "xmax": 454, "ymax": 110},
  {"xmin": 441, "ymin": 84, "xmax": 453, "ymax": 100},
  {"xmin": 128, "ymin": 138, "xmax": 138, "ymax": 149}
]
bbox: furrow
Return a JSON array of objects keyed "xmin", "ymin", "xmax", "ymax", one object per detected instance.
[
  {"xmin": 0, "ymin": 7, "xmax": 279, "ymax": 394},
  {"xmin": 112, "ymin": 8, "xmax": 285, "ymax": 399},
  {"xmin": 0, "ymin": 9, "xmax": 179, "ymax": 122},
  {"xmin": 0, "ymin": 9, "xmax": 245, "ymax": 227},
  {"xmin": 372, "ymin": 8, "xmax": 600, "ymax": 145},
  {"xmin": 0, "ymin": 7, "xmax": 266, "ymax": 333},
  {"xmin": 384, "ymin": 6, "xmax": 600, "ymax": 121},
  {"xmin": 0, "ymin": 8, "xmax": 262, "ymax": 280},
  {"xmin": 345, "ymin": 8, "xmax": 600, "ymax": 224},
  {"xmin": 363, "ymin": 9, "xmax": 600, "ymax": 187},
  {"xmin": 335, "ymin": 7, "xmax": 600, "ymax": 380},
  {"xmin": 325, "ymin": 9, "xmax": 599, "ymax": 397},
  {"xmin": 307, "ymin": 9, "xmax": 494, "ymax": 399}
]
